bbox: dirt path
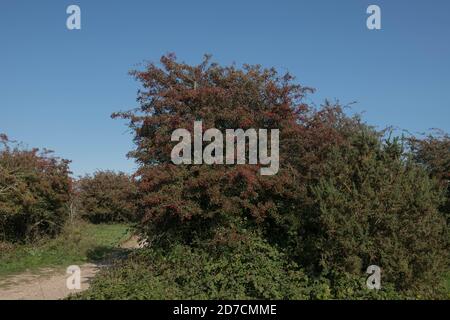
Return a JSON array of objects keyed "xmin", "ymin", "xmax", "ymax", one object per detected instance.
[{"xmin": 0, "ymin": 236, "xmax": 141, "ymax": 300}]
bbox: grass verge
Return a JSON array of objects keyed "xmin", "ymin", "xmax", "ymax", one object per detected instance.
[{"xmin": 0, "ymin": 221, "xmax": 130, "ymax": 278}]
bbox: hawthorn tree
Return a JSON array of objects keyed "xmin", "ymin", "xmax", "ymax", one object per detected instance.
[
  {"xmin": 0, "ymin": 135, "xmax": 71, "ymax": 242},
  {"xmin": 76, "ymin": 171, "xmax": 137, "ymax": 223},
  {"xmin": 113, "ymin": 53, "xmax": 320, "ymax": 246}
]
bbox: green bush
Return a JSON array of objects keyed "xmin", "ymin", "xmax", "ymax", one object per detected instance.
[
  {"xmin": 307, "ymin": 271, "xmax": 404, "ymax": 300},
  {"xmin": 297, "ymin": 132, "xmax": 449, "ymax": 297},
  {"xmin": 409, "ymin": 132, "xmax": 450, "ymax": 222},
  {"xmin": 73, "ymin": 232, "xmax": 311, "ymax": 300},
  {"xmin": 73, "ymin": 231, "xmax": 425, "ymax": 300}
]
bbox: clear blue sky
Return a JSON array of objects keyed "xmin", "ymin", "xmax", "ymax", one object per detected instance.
[{"xmin": 1, "ymin": 0, "xmax": 449, "ymax": 176}]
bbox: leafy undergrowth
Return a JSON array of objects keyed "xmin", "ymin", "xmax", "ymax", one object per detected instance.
[
  {"xmin": 0, "ymin": 221, "xmax": 131, "ymax": 277},
  {"xmin": 69, "ymin": 234, "xmax": 448, "ymax": 300}
]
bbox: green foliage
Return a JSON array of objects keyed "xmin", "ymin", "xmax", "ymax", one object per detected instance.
[
  {"xmin": 307, "ymin": 271, "xmax": 404, "ymax": 300},
  {"xmin": 0, "ymin": 135, "xmax": 71, "ymax": 242},
  {"xmin": 296, "ymin": 132, "xmax": 449, "ymax": 297},
  {"xmin": 73, "ymin": 232, "xmax": 424, "ymax": 300},
  {"xmin": 76, "ymin": 171, "xmax": 138, "ymax": 223},
  {"xmin": 409, "ymin": 132, "xmax": 450, "ymax": 222},
  {"xmin": 72, "ymin": 233, "xmax": 310, "ymax": 300}
]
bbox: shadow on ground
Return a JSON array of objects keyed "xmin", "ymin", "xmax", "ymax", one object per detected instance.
[{"xmin": 86, "ymin": 246, "xmax": 133, "ymax": 263}]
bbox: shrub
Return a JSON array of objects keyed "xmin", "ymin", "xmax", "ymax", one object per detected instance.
[
  {"xmin": 297, "ymin": 132, "xmax": 448, "ymax": 297},
  {"xmin": 73, "ymin": 232, "xmax": 419, "ymax": 300},
  {"xmin": 0, "ymin": 135, "xmax": 71, "ymax": 242},
  {"xmin": 308, "ymin": 271, "xmax": 405, "ymax": 300},
  {"xmin": 72, "ymin": 232, "xmax": 311, "ymax": 300},
  {"xmin": 409, "ymin": 131, "xmax": 450, "ymax": 222},
  {"xmin": 76, "ymin": 171, "xmax": 137, "ymax": 223}
]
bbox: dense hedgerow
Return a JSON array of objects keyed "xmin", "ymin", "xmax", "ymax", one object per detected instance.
[
  {"xmin": 72, "ymin": 232, "xmax": 310, "ymax": 300},
  {"xmin": 72, "ymin": 231, "xmax": 408, "ymax": 300},
  {"xmin": 108, "ymin": 54, "xmax": 449, "ymax": 298},
  {"xmin": 0, "ymin": 135, "xmax": 71, "ymax": 242},
  {"xmin": 76, "ymin": 171, "xmax": 138, "ymax": 223}
]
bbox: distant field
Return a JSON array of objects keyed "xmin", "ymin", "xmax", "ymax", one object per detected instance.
[{"xmin": 0, "ymin": 222, "xmax": 130, "ymax": 277}]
